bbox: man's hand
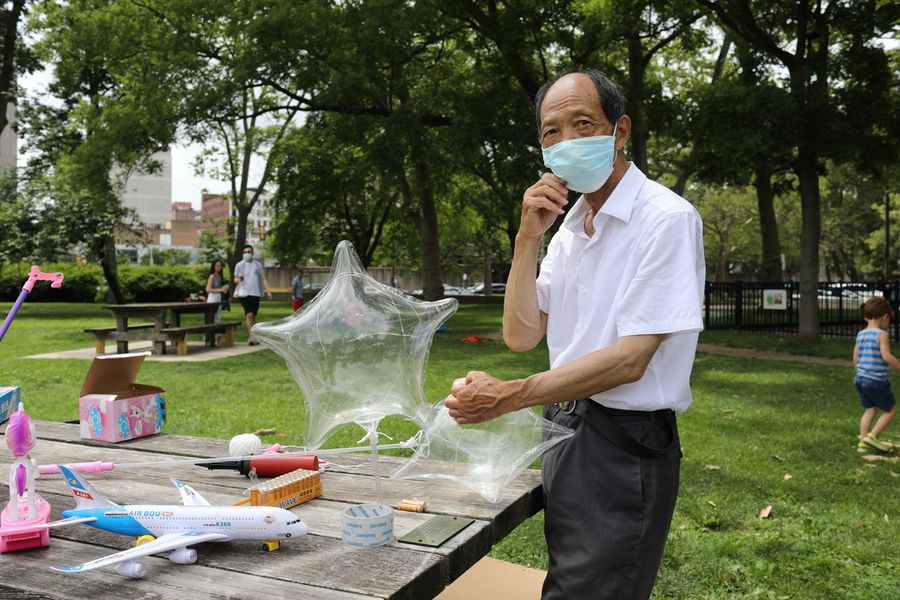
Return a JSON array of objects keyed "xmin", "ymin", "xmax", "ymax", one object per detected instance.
[
  {"xmin": 266, "ymin": 291, "xmax": 273, "ymax": 300},
  {"xmin": 519, "ymin": 173, "xmax": 569, "ymax": 239},
  {"xmin": 444, "ymin": 371, "xmax": 514, "ymax": 425}
]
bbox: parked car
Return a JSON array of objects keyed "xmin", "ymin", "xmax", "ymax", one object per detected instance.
[
  {"xmin": 411, "ymin": 284, "xmax": 467, "ymax": 297},
  {"xmin": 302, "ymin": 282, "xmax": 327, "ymax": 296},
  {"xmin": 467, "ymin": 282, "xmax": 507, "ymax": 295},
  {"xmin": 817, "ymin": 288, "xmax": 881, "ymax": 308},
  {"xmin": 791, "ymin": 287, "xmax": 883, "ymax": 309}
]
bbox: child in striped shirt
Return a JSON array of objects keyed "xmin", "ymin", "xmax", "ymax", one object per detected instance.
[{"xmin": 852, "ymin": 296, "xmax": 898, "ymax": 452}]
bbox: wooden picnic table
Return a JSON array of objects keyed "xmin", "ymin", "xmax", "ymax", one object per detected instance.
[
  {"xmin": 102, "ymin": 302, "xmax": 222, "ymax": 355},
  {"xmin": 0, "ymin": 421, "xmax": 543, "ymax": 599}
]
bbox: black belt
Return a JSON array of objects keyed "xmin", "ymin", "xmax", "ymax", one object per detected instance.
[{"xmin": 557, "ymin": 399, "xmax": 678, "ymax": 459}]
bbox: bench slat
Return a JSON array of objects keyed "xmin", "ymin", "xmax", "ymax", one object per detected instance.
[
  {"xmin": 158, "ymin": 322, "xmax": 241, "ymax": 356},
  {"xmin": 83, "ymin": 323, "xmax": 156, "ymax": 334},
  {"xmin": 159, "ymin": 322, "xmax": 240, "ymax": 334}
]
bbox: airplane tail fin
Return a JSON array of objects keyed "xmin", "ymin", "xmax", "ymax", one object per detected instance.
[{"xmin": 58, "ymin": 465, "xmax": 117, "ymax": 509}]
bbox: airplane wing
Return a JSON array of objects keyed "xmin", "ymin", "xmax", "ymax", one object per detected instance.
[
  {"xmin": 171, "ymin": 478, "xmax": 211, "ymax": 506},
  {"xmin": 33, "ymin": 515, "xmax": 98, "ymax": 529},
  {"xmin": 51, "ymin": 531, "xmax": 228, "ymax": 574}
]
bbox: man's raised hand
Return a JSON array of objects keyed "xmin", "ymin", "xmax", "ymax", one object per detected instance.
[{"xmin": 519, "ymin": 173, "xmax": 569, "ymax": 239}]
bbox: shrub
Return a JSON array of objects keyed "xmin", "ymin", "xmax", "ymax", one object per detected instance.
[
  {"xmin": 0, "ymin": 263, "xmax": 103, "ymax": 302},
  {"xmin": 0, "ymin": 263, "xmax": 210, "ymax": 303},
  {"xmin": 118, "ymin": 265, "xmax": 208, "ymax": 302}
]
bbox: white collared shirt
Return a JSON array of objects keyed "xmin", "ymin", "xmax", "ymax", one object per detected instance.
[{"xmin": 536, "ymin": 163, "xmax": 705, "ymax": 412}]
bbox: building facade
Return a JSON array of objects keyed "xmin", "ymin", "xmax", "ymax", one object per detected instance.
[{"xmin": 119, "ymin": 150, "xmax": 173, "ymax": 227}]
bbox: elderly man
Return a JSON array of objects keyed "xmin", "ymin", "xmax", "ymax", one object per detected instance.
[{"xmin": 445, "ymin": 69, "xmax": 705, "ymax": 599}]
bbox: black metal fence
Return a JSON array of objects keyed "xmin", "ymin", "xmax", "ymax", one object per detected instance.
[{"xmin": 704, "ymin": 281, "xmax": 900, "ymax": 341}]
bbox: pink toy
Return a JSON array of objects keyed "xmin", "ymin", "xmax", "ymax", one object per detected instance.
[
  {"xmin": 263, "ymin": 443, "xmax": 283, "ymax": 455},
  {"xmin": 0, "ymin": 266, "xmax": 64, "ymax": 342},
  {"xmin": 0, "ymin": 402, "xmax": 51, "ymax": 552}
]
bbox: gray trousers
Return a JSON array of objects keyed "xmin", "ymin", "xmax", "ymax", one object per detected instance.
[{"xmin": 541, "ymin": 402, "xmax": 681, "ymax": 600}]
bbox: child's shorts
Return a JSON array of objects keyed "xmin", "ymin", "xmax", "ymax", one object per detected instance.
[{"xmin": 853, "ymin": 375, "xmax": 897, "ymax": 411}]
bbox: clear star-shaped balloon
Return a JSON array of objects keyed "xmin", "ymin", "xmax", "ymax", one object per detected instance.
[
  {"xmin": 253, "ymin": 241, "xmax": 457, "ymax": 449},
  {"xmin": 391, "ymin": 401, "xmax": 574, "ymax": 503}
]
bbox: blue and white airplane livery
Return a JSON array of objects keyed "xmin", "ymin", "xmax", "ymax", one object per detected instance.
[{"xmin": 43, "ymin": 465, "xmax": 309, "ymax": 579}]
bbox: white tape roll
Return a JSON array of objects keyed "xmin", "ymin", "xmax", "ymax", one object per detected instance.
[{"xmin": 341, "ymin": 504, "xmax": 394, "ymax": 547}]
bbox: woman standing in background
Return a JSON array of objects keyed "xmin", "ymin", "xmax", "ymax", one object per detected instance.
[{"xmin": 206, "ymin": 259, "xmax": 230, "ymax": 322}]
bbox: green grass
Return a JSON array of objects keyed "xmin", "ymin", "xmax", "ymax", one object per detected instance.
[
  {"xmin": 1, "ymin": 303, "xmax": 897, "ymax": 598},
  {"xmin": 701, "ymin": 329, "xmax": 854, "ymax": 360}
]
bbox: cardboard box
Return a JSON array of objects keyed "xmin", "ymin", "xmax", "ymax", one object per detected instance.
[
  {"xmin": 79, "ymin": 352, "xmax": 166, "ymax": 443},
  {"xmin": 0, "ymin": 386, "xmax": 20, "ymax": 424}
]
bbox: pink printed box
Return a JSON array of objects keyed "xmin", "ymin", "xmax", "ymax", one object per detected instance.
[{"xmin": 79, "ymin": 352, "xmax": 166, "ymax": 443}]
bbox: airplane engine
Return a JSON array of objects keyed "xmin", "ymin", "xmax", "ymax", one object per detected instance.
[
  {"xmin": 169, "ymin": 547, "xmax": 198, "ymax": 565},
  {"xmin": 115, "ymin": 560, "xmax": 146, "ymax": 579}
]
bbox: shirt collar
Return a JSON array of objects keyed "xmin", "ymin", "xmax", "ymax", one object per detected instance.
[{"xmin": 562, "ymin": 163, "xmax": 645, "ymax": 232}]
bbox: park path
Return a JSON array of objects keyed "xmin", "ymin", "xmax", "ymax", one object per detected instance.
[{"xmin": 696, "ymin": 343, "xmax": 852, "ymax": 368}]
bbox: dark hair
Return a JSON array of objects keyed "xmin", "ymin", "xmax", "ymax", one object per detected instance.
[
  {"xmin": 534, "ymin": 68, "xmax": 627, "ymax": 137},
  {"xmin": 863, "ymin": 296, "xmax": 893, "ymax": 320},
  {"xmin": 243, "ymin": 244, "xmax": 254, "ymax": 252},
  {"xmin": 208, "ymin": 259, "xmax": 224, "ymax": 275}
]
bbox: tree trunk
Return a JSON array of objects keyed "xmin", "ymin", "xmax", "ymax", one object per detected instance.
[
  {"xmin": 672, "ymin": 35, "xmax": 732, "ymax": 196},
  {"xmin": 505, "ymin": 213, "xmax": 518, "ymax": 258},
  {"xmin": 99, "ymin": 233, "xmax": 125, "ymax": 304},
  {"xmin": 0, "ymin": 0, "xmax": 24, "ymax": 145},
  {"xmin": 231, "ymin": 205, "xmax": 250, "ymax": 276},
  {"xmin": 627, "ymin": 36, "xmax": 649, "ymax": 174},
  {"xmin": 482, "ymin": 248, "xmax": 493, "ymax": 297},
  {"xmin": 753, "ymin": 165, "xmax": 782, "ymax": 281},
  {"xmin": 796, "ymin": 144, "xmax": 821, "ymax": 342},
  {"xmin": 413, "ymin": 155, "xmax": 443, "ymax": 301}
]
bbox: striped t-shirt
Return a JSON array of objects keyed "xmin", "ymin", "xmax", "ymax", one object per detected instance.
[{"xmin": 856, "ymin": 329, "xmax": 888, "ymax": 381}]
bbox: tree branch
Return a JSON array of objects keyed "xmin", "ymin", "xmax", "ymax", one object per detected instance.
[{"xmin": 697, "ymin": 0, "xmax": 796, "ymax": 67}]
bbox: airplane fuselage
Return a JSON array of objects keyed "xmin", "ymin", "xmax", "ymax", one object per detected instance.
[{"xmin": 61, "ymin": 505, "xmax": 307, "ymax": 541}]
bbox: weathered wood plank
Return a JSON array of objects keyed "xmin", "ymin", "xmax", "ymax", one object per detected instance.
[
  {"xmin": 20, "ymin": 444, "xmax": 494, "ymax": 562},
  {"xmin": 2, "ymin": 422, "xmax": 545, "ymax": 599},
  {"xmin": 0, "ymin": 537, "xmax": 379, "ymax": 600},
  {"xmin": 31, "ymin": 420, "xmax": 233, "ymax": 459},
  {"xmin": 24, "ymin": 436, "xmax": 538, "ymax": 522},
  {"xmin": 2, "ymin": 485, "xmax": 445, "ymax": 600}
]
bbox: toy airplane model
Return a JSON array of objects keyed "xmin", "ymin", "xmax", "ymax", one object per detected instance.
[{"xmin": 43, "ymin": 466, "xmax": 309, "ymax": 579}]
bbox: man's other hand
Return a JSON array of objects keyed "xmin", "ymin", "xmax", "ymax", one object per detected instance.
[{"xmin": 445, "ymin": 371, "xmax": 512, "ymax": 425}]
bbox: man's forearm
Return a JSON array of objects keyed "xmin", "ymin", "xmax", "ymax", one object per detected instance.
[
  {"xmin": 503, "ymin": 235, "xmax": 545, "ymax": 351},
  {"xmin": 504, "ymin": 335, "xmax": 662, "ymax": 410}
]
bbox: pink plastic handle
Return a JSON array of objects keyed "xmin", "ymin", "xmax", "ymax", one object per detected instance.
[
  {"xmin": 38, "ymin": 461, "xmax": 115, "ymax": 475},
  {"xmin": 23, "ymin": 266, "xmax": 64, "ymax": 293},
  {"xmin": 263, "ymin": 444, "xmax": 283, "ymax": 455}
]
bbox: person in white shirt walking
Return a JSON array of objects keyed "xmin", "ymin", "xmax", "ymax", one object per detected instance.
[
  {"xmin": 445, "ymin": 69, "xmax": 705, "ymax": 600},
  {"xmin": 233, "ymin": 244, "xmax": 272, "ymax": 345}
]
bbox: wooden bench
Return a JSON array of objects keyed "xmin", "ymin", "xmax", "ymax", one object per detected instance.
[
  {"xmin": 158, "ymin": 321, "xmax": 240, "ymax": 356},
  {"xmin": 84, "ymin": 323, "xmax": 156, "ymax": 355}
]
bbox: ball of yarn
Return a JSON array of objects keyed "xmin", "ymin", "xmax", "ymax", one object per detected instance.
[{"xmin": 229, "ymin": 433, "xmax": 263, "ymax": 457}]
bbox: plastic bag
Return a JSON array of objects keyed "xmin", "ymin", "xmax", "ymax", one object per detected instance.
[
  {"xmin": 252, "ymin": 241, "xmax": 457, "ymax": 449},
  {"xmin": 391, "ymin": 401, "xmax": 574, "ymax": 503}
]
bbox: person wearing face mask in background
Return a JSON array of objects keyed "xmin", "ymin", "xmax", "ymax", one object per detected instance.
[
  {"xmin": 444, "ymin": 69, "xmax": 705, "ymax": 600},
  {"xmin": 233, "ymin": 244, "xmax": 272, "ymax": 345}
]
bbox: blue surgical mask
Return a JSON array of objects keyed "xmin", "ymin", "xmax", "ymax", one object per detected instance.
[
  {"xmin": 243, "ymin": 253, "xmax": 253, "ymax": 262},
  {"xmin": 542, "ymin": 125, "xmax": 618, "ymax": 193}
]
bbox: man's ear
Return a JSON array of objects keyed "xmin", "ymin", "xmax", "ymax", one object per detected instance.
[{"xmin": 615, "ymin": 115, "xmax": 631, "ymax": 152}]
